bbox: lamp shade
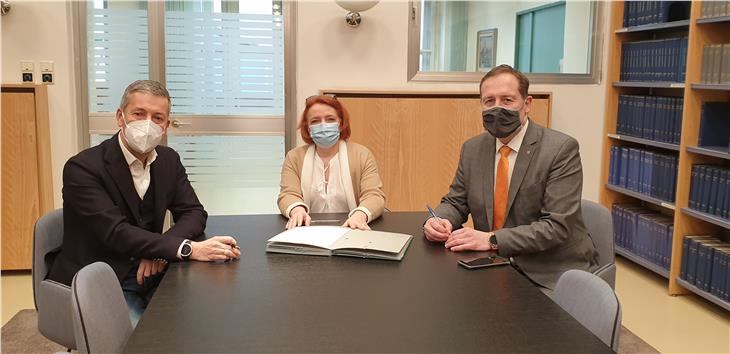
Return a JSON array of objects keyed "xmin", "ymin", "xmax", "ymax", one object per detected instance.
[{"xmin": 335, "ymin": 0, "xmax": 379, "ymax": 13}]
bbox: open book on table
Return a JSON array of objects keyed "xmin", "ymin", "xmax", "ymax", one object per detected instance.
[{"xmin": 266, "ymin": 226, "xmax": 413, "ymax": 261}]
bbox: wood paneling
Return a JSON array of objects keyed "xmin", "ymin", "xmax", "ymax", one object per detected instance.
[
  {"xmin": 1, "ymin": 85, "xmax": 52, "ymax": 270},
  {"xmin": 324, "ymin": 91, "xmax": 551, "ymax": 212}
]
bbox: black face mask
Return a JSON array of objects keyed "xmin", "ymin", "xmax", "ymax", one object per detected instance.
[{"xmin": 482, "ymin": 106, "xmax": 523, "ymax": 138}]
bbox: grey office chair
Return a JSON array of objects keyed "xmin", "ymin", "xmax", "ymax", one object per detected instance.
[
  {"xmin": 554, "ymin": 269, "xmax": 622, "ymax": 350},
  {"xmin": 71, "ymin": 262, "xmax": 133, "ymax": 354},
  {"xmin": 581, "ymin": 199, "xmax": 616, "ymax": 289},
  {"xmin": 32, "ymin": 208, "xmax": 76, "ymax": 349}
]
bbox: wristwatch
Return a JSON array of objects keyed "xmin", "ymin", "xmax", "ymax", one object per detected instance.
[
  {"xmin": 488, "ymin": 232, "xmax": 499, "ymax": 250},
  {"xmin": 180, "ymin": 240, "xmax": 193, "ymax": 260}
]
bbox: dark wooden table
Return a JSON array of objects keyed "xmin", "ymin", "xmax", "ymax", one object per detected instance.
[{"xmin": 124, "ymin": 212, "xmax": 612, "ymax": 353}]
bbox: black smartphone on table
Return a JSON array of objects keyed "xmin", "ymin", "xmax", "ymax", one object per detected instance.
[{"xmin": 458, "ymin": 254, "xmax": 510, "ymax": 269}]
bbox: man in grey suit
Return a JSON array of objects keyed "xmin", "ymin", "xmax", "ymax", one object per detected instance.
[{"xmin": 424, "ymin": 65, "xmax": 598, "ymax": 290}]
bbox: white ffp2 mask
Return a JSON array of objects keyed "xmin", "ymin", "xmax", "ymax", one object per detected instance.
[{"xmin": 121, "ymin": 113, "xmax": 164, "ymax": 154}]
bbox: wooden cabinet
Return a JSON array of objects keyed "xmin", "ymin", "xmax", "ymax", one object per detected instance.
[
  {"xmin": 2, "ymin": 84, "xmax": 53, "ymax": 270},
  {"xmin": 600, "ymin": 1, "xmax": 730, "ymax": 311}
]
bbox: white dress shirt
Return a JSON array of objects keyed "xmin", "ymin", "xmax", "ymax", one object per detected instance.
[
  {"xmin": 118, "ymin": 134, "xmax": 157, "ymax": 199},
  {"xmin": 308, "ymin": 153, "xmax": 350, "ymax": 213},
  {"xmin": 494, "ymin": 119, "xmax": 530, "ymax": 192}
]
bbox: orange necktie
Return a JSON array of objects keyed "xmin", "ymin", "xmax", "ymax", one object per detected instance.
[{"xmin": 493, "ymin": 146, "xmax": 511, "ymax": 230}]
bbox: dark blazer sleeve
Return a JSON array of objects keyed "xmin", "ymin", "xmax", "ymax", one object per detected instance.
[
  {"xmin": 62, "ymin": 157, "xmax": 182, "ymax": 260},
  {"xmin": 435, "ymin": 143, "xmax": 470, "ymax": 228},
  {"xmin": 161, "ymin": 149, "xmax": 207, "ymax": 242},
  {"xmin": 495, "ymin": 137, "xmax": 584, "ymax": 256}
]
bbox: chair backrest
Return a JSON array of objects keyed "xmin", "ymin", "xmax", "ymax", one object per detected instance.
[
  {"xmin": 32, "ymin": 208, "xmax": 76, "ymax": 349},
  {"xmin": 32, "ymin": 208, "xmax": 64, "ymax": 308},
  {"xmin": 554, "ymin": 269, "xmax": 622, "ymax": 351},
  {"xmin": 71, "ymin": 262, "xmax": 133, "ymax": 354},
  {"xmin": 581, "ymin": 199, "xmax": 616, "ymax": 288}
]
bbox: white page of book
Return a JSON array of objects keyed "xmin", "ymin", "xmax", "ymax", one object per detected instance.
[
  {"xmin": 267, "ymin": 226, "xmax": 349, "ymax": 249},
  {"xmin": 331, "ymin": 230, "xmax": 412, "ymax": 253}
]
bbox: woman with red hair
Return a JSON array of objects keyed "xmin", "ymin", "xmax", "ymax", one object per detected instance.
[{"xmin": 278, "ymin": 95, "xmax": 385, "ymax": 230}]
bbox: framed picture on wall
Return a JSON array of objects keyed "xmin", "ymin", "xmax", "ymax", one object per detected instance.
[{"xmin": 476, "ymin": 28, "xmax": 498, "ymax": 72}]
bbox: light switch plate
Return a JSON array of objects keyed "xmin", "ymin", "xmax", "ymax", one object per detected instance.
[
  {"xmin": 20, "ymin": 60, "xmax": 34, "ymax": 72},
  {"xmin": 39, "ymin": 60, "xmax": 54, "ymax": 73}
]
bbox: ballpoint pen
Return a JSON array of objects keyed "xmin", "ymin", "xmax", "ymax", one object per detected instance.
[
  {"xmin": 426, "ymin": 204, "xmax": 440, "ymax": 220},
  {"xmin": 426, "ymin": 204, "xmax": 451, "ymax": 235}
]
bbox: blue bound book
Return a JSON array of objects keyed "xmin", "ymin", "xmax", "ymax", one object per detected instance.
[
  {"xmin": 699, "ymin": 102, "xmax": 730, "ymax": 148},
  {"xmin": 697, "ymin": 242, "xmax": 709, "ymax": 288},
  {"xmin": 609, "ymin": 146, "xmax": 616, "ymax": 186},
  {"xmin": 671, "ymin": 156, "xmax": 679, "ymax": 202},
  {"xmin": 696, "ymin": 165, "xmax": 708, "ymax": 212},
  {"xmin": 620, "ymin": 147, "xmax": 629, "ymax": 188},
  {"xmin": 700, "ymin": 166, "xmax": 713, "ymax": 213},
  {"xmin": 712, "ymin": 168, "xmax": 728, "ymax": 217},
  {"xmin": 724, "ymin": 169, "xmax": 730, "ymax": 219},
  {"xmin": 681, "ymin": 235, "xmax": 690, "ymax": 280},
  {"xmin": 689, "ymin": 165, "xmax": 700, "ymax": 210},
  {"xmin": 674, "ymin": 97, "xmax": 683, "ymax": 145}
]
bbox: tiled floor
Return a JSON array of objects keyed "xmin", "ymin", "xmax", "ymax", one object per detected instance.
[
  {"xmin": 615, "ymin": 257, "xmax": 730, "ymax": 354},
  {"xmin": 4, "ymin": 256, "xmax": 729, "ymax": 353}
]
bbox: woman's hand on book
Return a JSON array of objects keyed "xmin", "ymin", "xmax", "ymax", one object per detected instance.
[
  {"xmin": 287, "ymin": 206, "xmax": 311, "ymax": 230},
  {"xmin": 343, "ymin": 210, "xmax": 370, "ymax": 230}
]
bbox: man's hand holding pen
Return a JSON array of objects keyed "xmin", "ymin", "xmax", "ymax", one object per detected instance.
[{"xmin": 423, "ymin": 205, "xmax": 453, "ymax": 242}]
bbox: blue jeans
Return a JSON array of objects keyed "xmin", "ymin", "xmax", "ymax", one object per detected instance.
[{"xmin": 120, "ymin": 266, "xmax": 164, "ymax": 327}]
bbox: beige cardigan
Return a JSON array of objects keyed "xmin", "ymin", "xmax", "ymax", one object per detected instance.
[{"xmin": 277, "ymin": 141, "xmax": 386, "ymax": 221}]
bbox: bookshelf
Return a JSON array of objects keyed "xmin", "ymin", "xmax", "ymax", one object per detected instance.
[{"xmin": 601, "ymin": 1, "xmax": 730, "ymax": 310}]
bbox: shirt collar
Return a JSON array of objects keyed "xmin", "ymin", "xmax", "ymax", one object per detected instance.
[
  {"xmin": 496, "ymin": 119, "xmax": 529, "ymax": 154},
  {"xmin": 117, "ymin": 132, "xmax": 157, "ymax": 167}
]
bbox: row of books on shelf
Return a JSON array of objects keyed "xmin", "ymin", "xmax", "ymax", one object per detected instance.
[
  {"xmin": 616, "ymin": 95, "xmax": 683, "ymax": 144},
  {"xmin": 698, "ymin": 102, "xmax": 730, "ymax": 151},
  {"xmin": 689, "ymin": 165, "xmax": 730, "ymax": 220},
  {"xmin": 620, "ymin": 37, "xmax": 688, "ymax": 83},
  {"xmin": 623, "ymin": 1, "xmax": 690, "ymax": 27},
  {"xmin": 701, "ymin": 1, "xmax": 730, "ymax": 19},
  {"xmin": 612, "ymin": 204, "xmax": 673, "ymax": 270},
  {"xmin": 681, "ymin": 235, "xmax": 730, "ymax": 302},
  {"xmin": 608, "ymin": 146, "xmax": 678, "ymax": 202},
  {"xmin": 701, "ymin": 44, "xmax": 730, "ymax": 84}
]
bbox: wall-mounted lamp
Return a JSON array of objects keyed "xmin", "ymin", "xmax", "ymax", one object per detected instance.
[
  {"xmin": 1, "ymin": 0, "xmax": 11, "ymax": 16},
  {"xmin": 335, "ymin": 1, "xmax": 379, "ymax": 28}
]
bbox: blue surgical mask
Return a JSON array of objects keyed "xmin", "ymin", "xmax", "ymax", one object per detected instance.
[{"xmin": 309, "ymin": 122, "xmax": 340, "ymax": 148}]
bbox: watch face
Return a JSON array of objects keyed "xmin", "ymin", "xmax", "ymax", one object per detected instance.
[
  {"xmin": 489, "ymin": 234, "xmax": 498, "ymax": 246},
  {"xmin": 182, "ymin": 243, "xmax": 192, "ymax": 257}
]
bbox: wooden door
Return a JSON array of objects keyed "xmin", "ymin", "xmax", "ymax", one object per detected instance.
[{"xmin": 2, "ymin": 90, "xmax": 41, "ymax": 269}]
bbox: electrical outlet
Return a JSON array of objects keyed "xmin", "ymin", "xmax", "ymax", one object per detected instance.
[{"xmin": 41, "ymin": 73, "xmax": 54, "ymax": 84}]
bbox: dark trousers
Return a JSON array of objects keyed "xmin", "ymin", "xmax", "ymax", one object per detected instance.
[{"xmin": 120, "ymin": 266, "xmax": 164, "ymax": 327}]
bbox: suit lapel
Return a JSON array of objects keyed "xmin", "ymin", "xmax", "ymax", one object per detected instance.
[
  {"xmin": 482, "ymin": 134, "xmax": 496, "ymax": 229},
  {"xmin": 505, "ymin": 121, "xmax": 541, "ymax": 218},
  {"xmin": 104, "ymin": 133, "xmax": 142, "ymax": 223},
  {"xmin": 151, "ymin": 153, "xmax": 165, "ymax": 231}
]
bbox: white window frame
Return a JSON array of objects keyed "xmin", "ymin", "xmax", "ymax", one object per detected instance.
[{"xmin": 71, "ymin": 0, "xmax": 298, "ymax": 152}]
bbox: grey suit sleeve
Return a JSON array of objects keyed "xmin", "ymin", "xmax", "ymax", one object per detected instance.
[
  {"xmin": 435, "ymin": 144, "xmax": 469, "ymax": 228},
  {"xmin": 495, "ymin": 138, "xmax": 584, "ymax": 256}
]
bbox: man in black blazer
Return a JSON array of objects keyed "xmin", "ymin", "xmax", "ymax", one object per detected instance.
[
  {"xmin": 423, "ymin": 65, "xmax": 598, "ymax": 290},
  {"xmin": 48, "ymin": 80, "xmax": 240, "ymax": 325}
]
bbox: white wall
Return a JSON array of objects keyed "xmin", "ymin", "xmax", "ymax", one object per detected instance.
[
  {"xmin": 465, "ymin": 0, "xmax": 591, "ymax": 73},
  {"xmin": 1, "ymin": 0, "xmax": 609, "ymax": 205},
  {"xmin": 297, "ymin": 0, "xmax": 609, "ymax": 201},
  {"xmin": 1, "ymin": 0, "xmax": 80, "ymax": 209}
]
